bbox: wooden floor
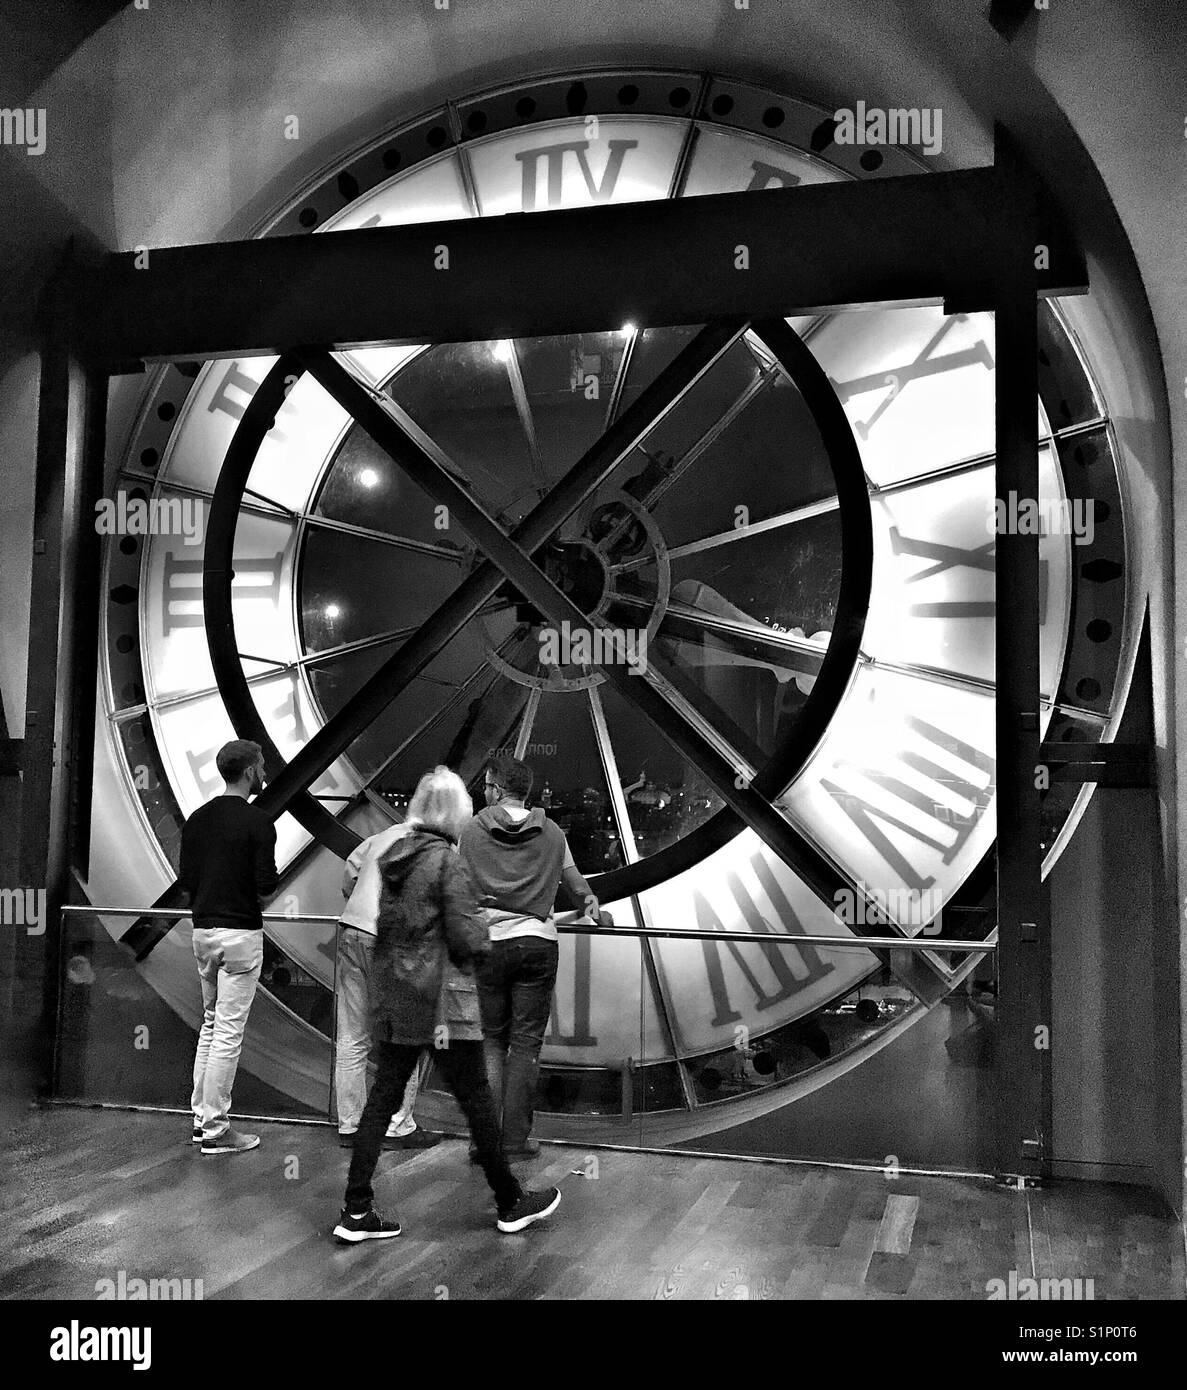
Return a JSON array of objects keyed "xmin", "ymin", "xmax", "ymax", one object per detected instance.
[{"xmin": 2, "ymin": 1107, "xmax": 1183, "ymax": 1300}]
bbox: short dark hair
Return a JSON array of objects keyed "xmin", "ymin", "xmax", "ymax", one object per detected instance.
[
  {"xmin": 486, "ymin": 753, "xmax": 532, "ymax": 800},
  {"xmin": 216, "ymin": 739, "xmax": 263, "ymax": 783}
]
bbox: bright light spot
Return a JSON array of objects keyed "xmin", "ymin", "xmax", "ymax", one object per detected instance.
[
  {"xmin": 325, "ymin": 604, "xmax": 342, "ymax": 620},
  {"xmin": 619, "ymin": 322, "xmax": 636, "ymax": 337},
  {"xmin": 359, "ymin": 468, "xmax": 379, "ymax": 488},
  {"xmin": 493, "ymin": 340, "xmax": 513, "ymax": 362}
]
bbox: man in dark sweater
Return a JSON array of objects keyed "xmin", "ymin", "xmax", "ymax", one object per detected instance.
[
  {"xmin": 179, "ymin": 739, "xmax": 278, "ymax": 1155},
  {"xmin": 459, "ymin": 754, "xmax": 601, "ymax": 1159}
]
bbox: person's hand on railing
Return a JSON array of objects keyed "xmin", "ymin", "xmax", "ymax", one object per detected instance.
[{"xmin": 582, "ymin": 894, "xmax": 615, "ymax": 929}]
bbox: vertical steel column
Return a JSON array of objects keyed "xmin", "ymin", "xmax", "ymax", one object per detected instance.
[
  {"xmin": 19, "ymin": 247, "xmax": 105, "ymax": 1090},
  {"xmin": 65, "ymin": 368, "xmax": 109, "ymax": 882},
  {"xmin": 992, "ymin": 126, "xmax": 1051, "ymax": 1181}
]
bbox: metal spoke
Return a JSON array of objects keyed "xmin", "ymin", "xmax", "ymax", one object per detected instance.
[
  {"xmin": 294, "ymin": 357, "xmax": 918, "ymax": 989},
  {"xmin": 588, "ymin": 684, "xmax": 640, "ymax": 867},
  {"xmin": 588, "ymin": 684, "xmax": 686, "ymax": 1070},
  {"xmin": 147, "ymin": 661, "xmax": 298, "ymax": 713},
  {"xmin": 244, "ymin": 485, "xmax": 295, "ymax": 516},
  {"xmin": 360, "ymin": 631, "xmax": 529, "ymax": 790},
  {"xmin": 1051, "ymin": 701, "xmax": 1109, "ymax": 728},
  {"xmin": 598, "ymin": 358, "xmax": 782, "ymax": 554},
  {"xmin": 503, "ymin": 339, "xmax": 547, "ymax": 489},
  {"xmin": 120, "ymin": 472, "xmax": 289, "ymax": 521},
  {"xmin": 512, "ymin": 687, "xmax": 542, "ymax": 758},
  {"xmin": 242, "ymin": 321, "xmax": 746, "ymax": 828},
  {"xmin": 613, "ymin": 495, "xmax": 840, "ymax": 574},
  {"xmin": 859, "ymin": 653, "xmax": 997, "ymax": 699},
  {"xmin": 869, "ymin": 448, "xmax": 995, "ymax": 497},
  {"xmin": 302, "ymin": 512, "xmax": 470, "ymax": 563},
  {"xmin": 603, "ymin": 326, "xmax": 638, "ymax": 428},
  {"xmin": 860, "ymin": 653, "xmax": 1072, "ymax": 709},
  {"xmin": 611, "ymin": 592, "xmax": 826, "ymax": 676},
  {"xmin": 1051, "ymin": 415, "xmax": 1107, "ymax": 441}
]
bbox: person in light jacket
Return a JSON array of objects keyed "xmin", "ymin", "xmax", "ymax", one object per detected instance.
[
  {"xmin": 333, "ymin": 766, "xmax": 561, "ymax": 1242},
  {"xmin": 336, "ymin": 819, "xmax": 438, "ymax": 1150}
]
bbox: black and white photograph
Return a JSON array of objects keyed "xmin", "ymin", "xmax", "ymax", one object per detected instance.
[{"xmin": 0, "ymin": 0, "xmax": 1183, "ymax": 1346}]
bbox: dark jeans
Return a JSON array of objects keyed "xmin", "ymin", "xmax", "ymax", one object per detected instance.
[
  {"xmin": 476, "ymin": 937, "xmax": 559, "ymax": 1149},
  {"xmin": 344, "ymin": 1037, "xmax": 522, "ymax": 1215}
]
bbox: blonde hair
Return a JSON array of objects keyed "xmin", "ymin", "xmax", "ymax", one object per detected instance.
[{"xmin": 405, "ymin": 765, "xmax": 473, "ymax": 841}]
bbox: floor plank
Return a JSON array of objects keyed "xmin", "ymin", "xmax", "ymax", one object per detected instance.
[{"xmin": 1, "ymin": 1107, "xmax": 1183, "ymax": 1300}]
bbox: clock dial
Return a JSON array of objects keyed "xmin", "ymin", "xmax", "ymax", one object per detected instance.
[{"xmin": 94, "ymin": 74, "xmax": 1133, "ymax": 1140}]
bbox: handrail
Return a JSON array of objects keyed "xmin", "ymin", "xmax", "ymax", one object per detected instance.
[{"xmin": 64, "ymin": 905, "xmax": 997, "ymax": 953}]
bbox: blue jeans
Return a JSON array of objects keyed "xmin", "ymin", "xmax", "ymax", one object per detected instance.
[{"xmin": 476, "ymin": 937, "xmax": 559, "ymax": 1149}]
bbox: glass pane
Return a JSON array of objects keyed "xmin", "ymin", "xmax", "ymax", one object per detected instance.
[
  {"xmin": 300, "ymin": 529, "xmax": 463, "ymax": 652},
  {"xmin": 516, "ymin": 331, "xmax": 628, "ymax": 471},
  {"xmin": 596, "ymin": 680, "xmax": 725, "ymax": 853},
  {"xmin": 649, "ymin": 364, "xmax": 837, "ymax": 546},
  {"xmin": 387, "ymin": 340, "xmax": 536, "ymax": 514},
  {"xmin": 645, "ymin": 951, "xmax": 997, "ymax": 1172},
  {"xmin": 56, "ymin": 909, "xmax": 327, "ymax": 1119},
  {"xmin": 512, "ymin": 689, "xmax": 621, "ymax": 877},
  {"xmin": 315, "ymin": 424, "xmax": 454, "ymax": 544}
]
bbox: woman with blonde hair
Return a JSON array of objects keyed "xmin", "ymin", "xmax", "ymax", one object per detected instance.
[{"xmin": 334, "ymin": 766, "xmax": 560, "ymax": 1241}]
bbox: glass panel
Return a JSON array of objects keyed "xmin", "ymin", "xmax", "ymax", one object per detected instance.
[
  {"xmin": 324, "ymin": 153, "xmax": 471, "ymax": 231},
  {"xmin": 613, "ymin": 323, "xmax": 704, "ymax": 420},
  {"xmin": 300, "ymin": 530, "xmax": 463, "ymax": 653},
  {"xmin": 466, "ymin": 116, "xmax": 683, "ymax": 215},
  {"xmin": 810, "ymin": 306, "xmax": 997, "ymax": 487},
  {"xmin": 622, "ymin": 335, "xmax": 764, "ymax": 472},
  {"xmin": 313, "ymin": 425, "xmax": 460, "ymax": 547},
  {"xmin": 641, "ymin": 940, "xmax": 998, "ymax": 1173},
  {"xmin": 515, "ymin": 331, "xmax": 629, "ymax": 472},
  {"xmin": 1037, "ymin": 302, "xmax": 1099, "ymax": 429},
  {"xmin": 508, "ymin": 690, "xmax": 621, "ymax": 877},
  {"xmin": 55, "ymin": 909, "xmax": 328, "ymax": 1119},
  {"xmin": 386, "ymin": 340, "xmax": 535, "ymax": 514},
  {"xmin": 681, "ymin": 125, "xmax": 845, "ymax": 197},
  {"xmin": 649, "ymin": 361, "xmax": 837, "ymax": 544},
  {"xmin": 594, "ymin": 680, "xmax": 725, "ymax": 853}
]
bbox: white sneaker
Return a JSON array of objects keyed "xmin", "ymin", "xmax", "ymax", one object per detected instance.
[{"xmin": 200, "ymin": 1128, "xmax": 260, "ymax": 1156}]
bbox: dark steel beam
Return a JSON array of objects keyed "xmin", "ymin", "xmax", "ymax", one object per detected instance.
[
  {"xmin": 122, "ymin": 320, "xmax": 743, "ymax": 958},
  {"xmin": 251, "ymin": 321, "xmax": 745, "ymax": 825},
  {"xmin": 74, "ymin": 170, "xmax": 1086, "ymax": 363},
  {"xmin": 301, "ymin": 347, "xmax": 948, "ymax": 1004},
  {"xmin": 992, "ymin": 126, "xmax": 1050, "ymax": 1181},
  {"xmin": 19, "ymin": 250, "xmax": 107, "ymax": 1090}
]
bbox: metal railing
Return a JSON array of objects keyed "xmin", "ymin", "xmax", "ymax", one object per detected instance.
[{"xmin": 62, "ymin": 905, "xmax": 997, "ymax": 953}]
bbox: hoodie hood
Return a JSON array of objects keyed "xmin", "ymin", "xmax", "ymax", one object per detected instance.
[
  {"xmin": 379, "ymin": 825, "xmax": 452, "ymax": 892},
  {"xmin": 460, "ymin": 806, "xmax": 567, "ymax": 920},
  {"xmin": 477, "ymin": 804, "xmax": 550, "ymax": 844}
]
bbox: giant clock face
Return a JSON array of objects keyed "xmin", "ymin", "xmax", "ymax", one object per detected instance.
[{"xmin": 99, "ymin": 73, "xmax": 1133, "ymax": 1142}]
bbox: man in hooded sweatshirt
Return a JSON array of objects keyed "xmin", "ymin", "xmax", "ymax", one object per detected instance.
[{"xmin": 459, "ymin": 753, "xmax": 602, "ymax": 1160}]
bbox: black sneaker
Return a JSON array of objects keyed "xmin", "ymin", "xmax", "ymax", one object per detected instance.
[
  {"xmin": 332, "ymin": 1207, "xmax": 402, "ymax": 1243},
  {"xmin": 191, "ymin": 1126, "xmax": 202, "ymax": 1144},
  {"xmin": 384, "ymin": 1128, "xmax": 441, "ymax": 1150},
  {"xmin": 338, "ymin": 1130, "xmax": 357, "ymax": 1148},
  {"xmin": 496, "ymin": 1187, "xmax": 561, "ymax": 1233}
]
